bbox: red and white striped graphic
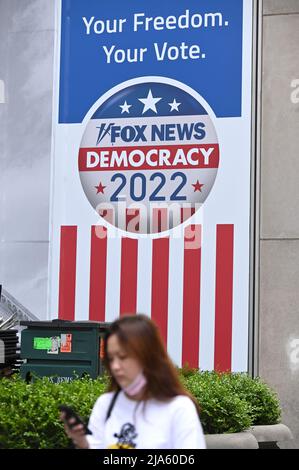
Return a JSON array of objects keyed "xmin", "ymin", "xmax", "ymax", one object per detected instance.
[{"xmin": 57, "ymin": 222, "xmax": 234, "ymax": 372}]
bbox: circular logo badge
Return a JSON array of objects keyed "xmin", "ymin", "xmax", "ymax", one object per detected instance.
[{"xmin": 79, "ymin": 78, "xmax": 219, "ymax": 234}]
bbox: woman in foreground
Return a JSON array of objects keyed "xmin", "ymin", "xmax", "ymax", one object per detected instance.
[{"xmin": 60, "ymin": 314, "xmax": 206, "ymax": 449}]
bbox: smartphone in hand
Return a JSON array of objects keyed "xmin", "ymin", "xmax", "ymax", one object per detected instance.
[{"xmin": 58, "ymin": 405, "xmax": 92, "ymax": 435}]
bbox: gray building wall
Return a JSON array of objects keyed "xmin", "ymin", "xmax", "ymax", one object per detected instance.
[
  {"xmin": 0, "ymin": 0, "xmax": 55, "ymax": 319},
  {"xmin": 0, "ymin": 0, "xmax": 298, "ymax": 448},
  {"xmin": 260, "ymin": 0, "xmax": 299, "ymax": 449}
]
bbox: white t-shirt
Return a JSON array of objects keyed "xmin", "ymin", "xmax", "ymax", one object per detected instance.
[{"xmin": 86, "ymin": 390, "xmax": 206, "ymax": 449}]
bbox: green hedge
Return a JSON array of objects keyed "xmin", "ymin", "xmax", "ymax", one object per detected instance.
[
  {"xmin": 0, "ymin": 370, "xmax": 281, "ymax": 448},
  {"xmin": 179, "ymin": 368, "xmax": 281, "ymax": 434},
  {"xmin": 0, "ymin": 375, "xmax": 107, "ymax": 449}
]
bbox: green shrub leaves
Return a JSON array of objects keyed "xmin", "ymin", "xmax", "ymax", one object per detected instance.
[
  {"xmin": 180, "ymin": 368, "xmax": 281, "ymax": 434},
  {"xmin": 0, "ymin": 370, "xmax": 281, "ymax": 447},
  {"xmin": 0, "ymin": 374, "xmax": 107, "ymax": 449}
]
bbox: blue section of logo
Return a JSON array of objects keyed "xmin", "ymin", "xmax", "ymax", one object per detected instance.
[
  {"xmin": 59, "ymin": 0, "xmax": 244, "ymax": 123},
  {"xmin": 91, "ymin": 82, "xmax": 208, "ymax": 120}
]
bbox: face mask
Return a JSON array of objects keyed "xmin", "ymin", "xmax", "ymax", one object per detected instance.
[{"xmin": 123, "ymin": 372, "xmax": 147, "ymax": 397}]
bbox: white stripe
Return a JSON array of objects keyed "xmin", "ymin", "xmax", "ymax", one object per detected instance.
[
  {"xmin": 48, "ymin": 227, "xmax": 61, "ymax": 320},
  {"xmin": 47, "ymin": 0, "xmax": 62, "ymax": 321},
  {"xmin": 167, "ymin": 233, "xmax": 184, "ymax": 367},
  {"xmin": 199, "ymin": 220, "xmax": 216, "ymax": 371},
  {"xmin": 74, "ymin": 226, "xmax": 91, "ymax": 321},
  {"xmin": 230, "ymin": 0, "xmax": 253, "ymax": 372},
  {"xmin": 137, "ymin": 238, "xmax": 152, "ymax": 317},
  {"xmin": 231, "ymin": 223, "xmax": 249, "ymax": 372},
  {"xmin": 242, "ymin": 0, "xmax": 253, "ymax": 120},
  {"xmin": 105, "ymin": 234, "xmax": 122, "ymax": 322}
]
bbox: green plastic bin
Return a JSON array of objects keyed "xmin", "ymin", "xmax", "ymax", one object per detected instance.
[{"xmin": 20, "ymin": 320, "xmax": 110, "ymax": 383}]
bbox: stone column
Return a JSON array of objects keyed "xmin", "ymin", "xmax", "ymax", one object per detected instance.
[{"xmin": 260, "ymin": 0, "xmax": 299, "ymax": 449}]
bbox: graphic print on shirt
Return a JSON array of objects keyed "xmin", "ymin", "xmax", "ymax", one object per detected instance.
[{"xmin": 108, "ymin": 422, "xmax": 138, "ymax": 449}]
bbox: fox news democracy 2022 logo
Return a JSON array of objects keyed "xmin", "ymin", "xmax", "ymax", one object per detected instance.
[{"xmin": 78, "ymin": 78, "xmax": 220, "ymax": 234}]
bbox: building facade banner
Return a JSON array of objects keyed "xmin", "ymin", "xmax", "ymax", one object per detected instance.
[{"xmin": 50, "ymin": 0, "xmax": 254, "ymax": 371}]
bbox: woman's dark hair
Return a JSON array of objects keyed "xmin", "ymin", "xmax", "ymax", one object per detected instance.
[{"xmin": 103, "ymin": 314, "xmax": 200, "ymax": 414}]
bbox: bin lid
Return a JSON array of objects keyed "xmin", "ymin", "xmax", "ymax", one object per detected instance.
[{"xmin": 20, "ymin": 320, "xmax": 111, "ymax": 329}]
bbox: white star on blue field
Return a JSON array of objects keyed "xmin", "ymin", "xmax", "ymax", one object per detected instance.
[
  {"xmin": 119, "ymin": 94, "xmax": 182, "ymax": 115},
  {"xmin": 92, "ymin": 82, "xmax": 208, "ymax": 120}
]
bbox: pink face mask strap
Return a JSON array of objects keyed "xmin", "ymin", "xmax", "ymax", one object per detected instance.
[{"xmin": 123, "ymin": 372, "xmax": 147, "ymax": 396}]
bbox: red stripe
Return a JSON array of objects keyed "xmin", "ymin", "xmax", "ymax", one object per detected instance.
[
  {"xmin": 182, "ymin": 225, "xmax": 202, "ymax": 368},
  {"xmin": 152, "ymin": 208, "xmax": 169, "ymax": 233},
  {"xmin": 89, "ymin": 226, "xmax": 107, "ymax": 321},
  {"xmin": 120, "ymin": 237, "xmax": 138, "ymax": 316},
  {"xmin": 181, "ymin": 207, "xmax": 196, "ymax": 223},
  {"xmin": 214, "ymin": 225, "xmax": 234, "ymax": 372},
  {"xmin": 97, "ymin": 207, "xmax": 115, "ymax": 226},
  {"xmin": 151, "ymin": 238, "xmax": 170, "ymax": 345},
  {"xmin": 126, "ymin": 208, "xmax": 140, "ymax": 233},
  {"xmin": 58, "ymin": 226, "xmax": 77, "ymax": 320},
  {"xmin": 79, "ymin": 144, "xmax": 219, "ymax": 171}
]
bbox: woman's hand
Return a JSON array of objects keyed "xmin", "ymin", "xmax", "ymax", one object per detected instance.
[{"xmin": 59, "ymin": 412, "xmax": 89, "ymax": 449}]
